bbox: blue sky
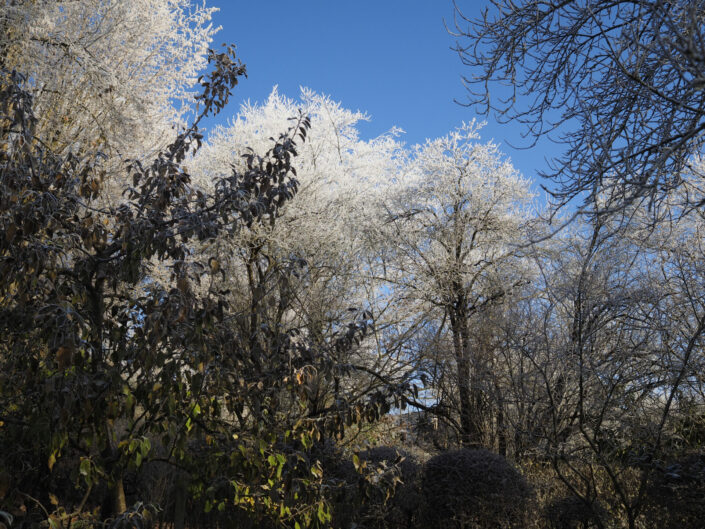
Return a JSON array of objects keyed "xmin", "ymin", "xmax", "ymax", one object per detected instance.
[{"xmin": 202, "ymin": 1, "xmax": 558, "ymax": 191}]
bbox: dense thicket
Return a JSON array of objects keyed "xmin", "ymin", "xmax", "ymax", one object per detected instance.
[
  {"xmin": 1, "ymin": 1, "xmax": 704, "ymax": 529},
  {"xmin": 0, "ymin": 40, "xmax": 404, "ymax": 529}
]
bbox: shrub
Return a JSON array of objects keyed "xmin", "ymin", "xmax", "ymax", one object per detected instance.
[
  {"xmin": 419, "ymin": 449, "xmax": 532, "ymax": 529},
  {"xmin": 642, "ymin": 454, "xmax": 705, "ymax": 529},
  {"xmin": 545, "ymin": 495, "xmax": 607, "ymax": 529},
  {"xmin": 358, "ymin": 447, "xmax": 422, "ymax": 528},
  {"xmin": 323, "ymin": 445, "xmax": 421, "ymax": 529}
]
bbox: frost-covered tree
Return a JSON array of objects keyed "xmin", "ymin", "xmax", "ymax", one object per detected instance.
[
  {"xmin": 453, "ymin": 0, "xmax": 705, "ymax": 218},
  {"xmin": 190, "ymin": 88, "xmax": 415, "ymax": 431},
  {"xmin": 499, "ymin": 203, "xmax": 705, "ymax": 528},
  {"xmin": 0, "ymin": 0, "xmax": 217, "ymax": 162},
  {"xmin": 378, "ymin": 121, "xmax": 536, "ymax": 447}
]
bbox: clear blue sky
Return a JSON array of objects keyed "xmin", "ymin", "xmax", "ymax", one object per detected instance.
[{"xmin": 202, "ymin": 1, "xmax": 557, "ymax": 190}]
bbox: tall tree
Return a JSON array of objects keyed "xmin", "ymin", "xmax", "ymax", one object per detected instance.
[
  {"xmin": 189, "ymin": 88, "xmax": 416, "ymax": 428},
  {"xmin": 378, "ymin": 122, "xmax": 535, "ymax": 447}
]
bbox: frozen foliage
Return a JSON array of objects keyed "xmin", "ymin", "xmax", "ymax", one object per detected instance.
[
  {"xmin": 5, "ymin": 2, "xmax": 705, "ymax": 529},
  {"xmin": 190, "ymin": 98, "xmax": 539, "ymax": 447},
  {"xmin": 187, "ymin": 89, "xmax": 422, "ymax": 445},
  {"xmin": 190, "ymin": 88, "xmax": 412, "ymax": 384},
  {"xmin": 191, "ymin": 87, "xmax": 404, "ymax": 269},
  {"xmin": 376, "ymin": 121, "xmax": 537, "ymax": 446},
  {"xmin": 380, "ymin": 120, "xmax": 535, "ymax": 310},
  {"xmin": 1, "ymin": 0, "xmax": 217, "ymax": 160}
]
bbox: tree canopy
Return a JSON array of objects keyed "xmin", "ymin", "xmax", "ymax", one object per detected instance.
[{"xmin": 453, "ymin": 0, "xmax": 705, "ymax": 217}]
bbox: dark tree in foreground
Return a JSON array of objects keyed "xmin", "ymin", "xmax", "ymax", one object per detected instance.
[
  {"xmin": 453, "ymin": 0, "xmax": 705, "ymax": 217},
  {"xmin": 0, "ymin": 47, "xmax": 403, "ymax": 529}
]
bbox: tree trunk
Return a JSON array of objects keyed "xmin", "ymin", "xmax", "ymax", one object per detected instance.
[
  {"xmin": 451, "ymin": 312, "xmax": 481, "ymax": 448},
  {"xmin": 104, "ymin": 419, "xmax": 127, "ymax": 515},
  {"xmin": 112, "ymin": 478, "xmax": 127, "ymax": 514},
  {"xmin": 173, "ymin": 475, "xmax": 187, "ymax": 529},
  {"xmin": 497, "ymin": 406, "xmax": 507, "ymax": 456}
]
